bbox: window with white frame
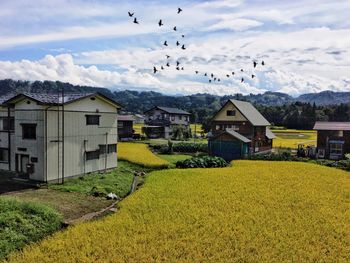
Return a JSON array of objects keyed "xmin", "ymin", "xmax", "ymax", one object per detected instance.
[{"xmin": 330, "ymin": 143, "xmax": 342, "ymax": 155}]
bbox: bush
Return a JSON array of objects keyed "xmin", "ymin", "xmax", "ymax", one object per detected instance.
[
  {"xmin": 249, "ymin": 151, "xmax": 295, "ymax": 161},
  {"xmin": 173, "ymin": 143, "xmax": 208, "ymax": 153},
  {"xmin": 0, "ymin": 198, "xmax": 63, "ymax": 260},
  {"xmin": 176, "ymin": 156, "xmax": 227, "ymax": 168}
]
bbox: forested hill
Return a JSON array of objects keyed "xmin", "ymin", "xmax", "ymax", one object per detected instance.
[{"xmin": 1, "ymin": 79, "xmax": 350, "ymax": 129}]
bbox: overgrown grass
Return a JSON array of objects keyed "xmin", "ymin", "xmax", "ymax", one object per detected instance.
[
  {"xmin": 49, "ymin": 161, "xmax": 138, "ymax": 198},
  {"xmin": 7, "ymin": 161, "xmax": 350, "ymax": 262},
  {"xmin": 0, "ymin": 198, "xmax": 63, "ymax": 261},
  {"xmin": 118, "ymin": 143, "xmax": 169, "ymax": 168},
  {"xmin": 158, "ymin": 154, "xmax": 192, "ymax": 164}
]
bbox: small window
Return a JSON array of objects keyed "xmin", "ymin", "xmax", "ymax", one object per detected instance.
[
  {"xmin": 330, "ymin": 143, "xmax": 342, "ymax": 155},
  {"xmin": 86, "ymin": 150, "xmax": 100, "ymax": 160},
  {"xmin": 21, "ymin": 124, "xmax": 37, "ymax": 140},
  {"xmin": 2, "ymin": 117, "xmax": 14, "ymax": 131},
  {"xmin": 31, "ymin": 157, "xmax": 38, "ymax": 163},
  {"xmin": 86, "ymin": 115, "xmax": 100, "ymax": 125},
  {"xmin": 99, "ymin": 145, "xmax": 107, "ymax": 154},
  {"xmin": 108, "ymin": 144, "xmax": 117, "ymax": 153},
  {"xmin": 0, "ymin": 148, "xmax": 9, "ymax": 163},
  {"xmin": 118, "ymin": 122, "xmax": 124, "ymax": 128},
  {"xmin": 227, "ymin": 110, "xmax": 236, "ymax": 116},
  {"xmin": 171, "ymin": 116, "xmax": 175, "ymax": 121}
]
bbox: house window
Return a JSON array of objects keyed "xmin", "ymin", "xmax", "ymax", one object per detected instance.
[
  {"xmin": 118, "ymin": 122, "xmax": 124, "ymax": 128},
  {"xmin": 171, "ymin": 116, "xmax": 175, "ymax": 121},
  {"xmin": 0, "ymin": 148, "xmax": 9, "ymax": 163},
  {"xmin": 86, "ymin": 150, "xmax": 100, "ymax": 160},
  {"xmin": 108, "ymin": 144, "xmax": 117, "ymax": 153},
  {"xmin": 21, "ymin": 124, "xmax": 37, "ymax": 139},
  {"xmin": 227, "ymin": 110, "xmax": 236, "ymax": 116},
  {"xmin": 86, "ymin": 115, "xmax": 100, "ymax": 125},
  {"xmin": 330, "ymin": 143, "xmax": 342, "ymax": 156},
  {"xmin": 2, "ymin": 117, "xmax": 14, "ymax": 131}
]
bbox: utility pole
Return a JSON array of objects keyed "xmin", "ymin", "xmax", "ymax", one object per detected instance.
[{"xmin": 61, "ymin": 85, "xmax": 65, "ymax": 184}]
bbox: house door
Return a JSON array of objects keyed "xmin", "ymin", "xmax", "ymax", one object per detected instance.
[{"xmin": 16, "ymin": 154, "xmax": 29, "ymax": 173}]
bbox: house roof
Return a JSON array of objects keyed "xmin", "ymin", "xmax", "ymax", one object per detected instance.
[
  {"xmin": 229, "ymin": 99, "xmax": 270, "ymax": 126},
  {"xmin": 266, "ymin": 127, "xmax": 276, "ymax": 139},
  {"xmin": 212, "ymin": 129, "xmax": 251, "ymax": 143},
  {"xmin": 313, "ymin": 121, "xmax": 350, "ymax": 131},
  {"xmin": 145, "ymin": 106, "xmax": 191, "ymax": 115},
  {"xmin": 0, "ymin": 93, "xmax": 16, "ymax": 106},
  {"xmin": 2, "ymin": 92, "xmax": 121, "ymax": 108},
  {"xmin": 118, "ymin": 115, "xmax": 134, "ymax": 121}
]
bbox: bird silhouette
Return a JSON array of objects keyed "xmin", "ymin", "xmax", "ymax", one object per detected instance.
[
  {"xmin": 158, "ymin": 20, "xmax": 163, "ymax": 26},
  {"xmin": 178, "ymin": 7, "xmax": 183, "ymax": 14},
  {"xmin": 240, "ymin": 69, "xmax": 244, "ymax": 72},
  {"xmin": 182, "ymin": 34, "xmax": 185, "ymax": 38},
  {"xmin": 166, "ymin": 55, "xmax": 170, "ymax": 59},
  {"xmin": 241, "ymin": 78, "xmax": 244, "ymax": 83},
  {"xmin": 173, "ymin": 26, "xmax": 177, "ymax": 31},
  {"xmin": 181, "ymin": 67, "xmax": 184, "ymax": 70},
  {"xmin": 176, "ymin": 61, "xmax": 180, "ymax": 66},
  {"xmin": 195, "ymin": 71, "xmax": 199, "ymax": 74},
  {"xmin": 163, "ymin": 41, "xmax": 168, "ymax": 46},
  {"xmin": 133, "ymin": 18, "xmax": 139, "ymax": 24},
  {"xmin": 161, "ymin": 66, "xmax": 164, "ymax": 70},
  {"xmin": 253, "ymin": 61, "xmax": 257, "ymax": 68},
  {"xmin": 232, "ymin": 72, "xmax": 235, "ymax": 75},
  {"xmin": 211, "ymin": 73, "xmax": 214, "ymax": 78},
  {"xmin": 176, "ymin": 41, "xmax": 180, "ymax": 46},
  {"xmin": 226, "ymin": 74, "xmax": 230, "ymax": 78},
  {"xmin": 176, "ymin": 66, "xmax": 180, "ymax": 70},
  {"xmin": 262, "ymin": 61, "xmax": 265, "ymax": 66},
  {"xmin": 166, "ymin": 62, "xmax": 170, "ymax": 67},
  {"xmin": 209, "ymin": 79, "xmax": 212, "ymax": 83},
  {"xmin": 128, "ymin": 12, "xmax": 134, "ymax": 17},
  {"xmin": 204, "ymin": 73, "xmax": 207, "ymax": 76},
  {"xmin": 153, "ymin": 67, "xmax": 158, "ymax": 74},
  {"xmin": 214, "ymin": 77, "xmax": 217, "ymax": 81},
  {"xmin": 251, "ymin": 74, "xmax": 255, "ymax": 79},
  {"xmin": 181, "ymin": 44, "xmax": 186, "ymax": 50},
  {"xmin": 218, "ymin": 79, "xmax": 221, "ymax": 82}
]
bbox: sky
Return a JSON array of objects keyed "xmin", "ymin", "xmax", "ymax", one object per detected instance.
[{"xmin": 0, "ymin": 0, "xmax": 350, "ymax": 96}]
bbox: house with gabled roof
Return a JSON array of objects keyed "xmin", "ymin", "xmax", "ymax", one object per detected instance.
[
  {"xmin": 143, "ymin": 106, "xmax": 191, "ymax": 139},
  {"xmin": 0, "ymin": 92, "xmax": 121, "ymax": 182},
  {"xmin": 208, "ymin": 99, "xmax": 275, "ymax": 160}
]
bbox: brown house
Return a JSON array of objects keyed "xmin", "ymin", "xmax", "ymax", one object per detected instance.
[
  {"xmin": 313, "ymin": 121, "xmax": 350, "ymax": 160},
  {"xmin": 118, "ymin": 115, "xmax": 134, "ymax": 141},
  {"xmin": 209, "ymin": 99, "xmax": 275, "ymax": 160}
]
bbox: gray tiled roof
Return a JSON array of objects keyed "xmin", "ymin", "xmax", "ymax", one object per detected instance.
[
  {"xmin": 230, "ymin": 99, "xmax": 270, "ymax": 126},
  {"xmin": 225, "ymin": 129, "xmax": 251, "ymax": 143},
  {"xmin": 118, "ymin": 115, "xmax": 135, "ymax": 121},
  {"xmin": 266, "ymin": 127, "xmax": 276, "ymax": 139},
  {"xmin": 156, "ymin": 106, "xmax": 191, "ymax": 115},
  {"xmin": 313, "ymin": 121, "xmax": 350, "ymax": 131},
  {"xmin": 0, "ymin": 93, "xmax": 16, "ymax": 105}
]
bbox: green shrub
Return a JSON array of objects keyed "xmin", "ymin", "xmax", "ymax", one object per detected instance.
[
  {"xmin": 176, "ymin": 156, "xmax": 227, "ymax": 168},
  {"xmin": 173, "ymin": 142, "xmax": 208, "ymax": 153},
  {"xmin": 0, "ymin": 198, "xmax": 63, "ymax": 260}
]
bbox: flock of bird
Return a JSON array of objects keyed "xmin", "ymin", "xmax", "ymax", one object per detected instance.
[{"xmin": 128, "ymin": 7, "xmax": 266, "ymax": 84}]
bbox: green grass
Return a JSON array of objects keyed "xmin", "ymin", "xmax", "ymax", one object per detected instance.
[
  {"xmin": 0, "ymin": 198, "xmax": 63, "ymax": 261},
  {"xmin": 7, "ymin": 161, "xmax": 350, "ymax": 262},
  {"xmin": 49, "ymin": 161, "xmax": 140, "ymax": 198}
]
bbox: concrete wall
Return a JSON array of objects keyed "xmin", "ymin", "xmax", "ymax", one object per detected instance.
[{"xmin": 0, "ymin": 107, "xmax": 15, "ymax": 171}]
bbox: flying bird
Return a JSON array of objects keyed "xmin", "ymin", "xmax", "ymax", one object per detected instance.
[
  {"xmin": 176, "ymin": 41, "xmax": 180, "ymax": 46},
  {"xmin": 214, "ymin": 77, "xmax": 217, "ymax": 81},
  {"xmin": 178, "ymin": 7, "xmax": 183, "ymax": 14},
  {"xmin": 166, "ymin": 55, "xmax": 170, "ymax": 59},
  {"xmin": 211, "ymin": 73, "xmax": 214, "ymax": 78},
  {"xmin": 262, "ymin": 61, "xmax": 265, "ymax": 66},
  {"xmin": 128, "ymin": 12, "xmax": 134, "ymax": 17},
  {"xmin": 166, "ymin": 62, "xmax": 170, "ymax": 67},
  {"xmin": 241, "ymin": 78, "xmax": 244, "ymax": 83},
  {"xmin": 226, "ymin": 74, "xmax": 230, "ymax": 78},
  {"xmin": 232, "ymin": 72, "xmax": 235, "ymax": 75},
  {"xmin": 253, "ymin": 61, "xmax": 257, "ymax": 68},
  {"xmin": 158, "ymin": 19, "xmax": 163, "ymax": 26},
  {"xmin": 218, "ymin": 79, "xmax": 221, "ymax": 82},
  {"xmin": 209, "ymin": 79, "xmax": 212, "ymax": 83},
  {"xmin": 204, "ymin": 73, "xmax": 207, "ymax": 76},
  {"xmin": 153, "ymin": 67, "xmax": 158, "ymax": 74},
  {"xmin": 176, "ymin": 61, "xmax": 180, "ymax": 66},
  {"xmin": 133, "ymin": 18, "xmax": 139, "ymax": 24},
  {"xmin": 182, "ymin": 34, "xmax": 185, "ymax": 38},
  {"xmin": 195, "ymin": 71, "xmax": 199, "ymax": 74},
  {"xmin": 163, "ymin": 41, "xmax": 168, "ymax": 46},
  {"xmin": 176, "ymin": 66, "xmax": 180, "ymax": 70},
  {"xmin": 161, "ymin": 66, "xmax": 164, "ymax": 70},
  {"xmin": 181, "ymin": 67, "xmax": 184, "ymax": 70},
  {"xmin": 251, "ymin": 74, "xmax": 255, "ymax": 79},
  {"xmin": 173, "ymin": 26, "xmax": 177, "ymax": 31},
  {"xmin": 181, "ymin": 44, "xmax": 186, "ymax": 50},
  {"xmin": 240, "ymin": 69, "xmax": 244, "ymax": 72}
]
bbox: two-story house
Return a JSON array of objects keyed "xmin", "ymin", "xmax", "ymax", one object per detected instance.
[
  {"xmin": 313, "ymin": 121, "xmax": 350, "ymax": 160},
  {"xmin": 208, "ymin": 99, "xmax": 275, "ymax": 160},
  {"xmin": 143, "ymin": 106, "xmax": 191, "ymax": 139},
  {"xmin": 0, "ymin": 92, "xmax": 121, "ymax": 182}
]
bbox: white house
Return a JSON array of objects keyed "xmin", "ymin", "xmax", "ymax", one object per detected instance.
[{"xmin": 0, "ymin": 92, "xmax": 121, "ymax": 182}]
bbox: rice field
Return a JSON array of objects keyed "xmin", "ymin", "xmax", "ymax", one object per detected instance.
[
  {"xmin": 272, "ymin": 129, "xmax": 317, "ymax": 149},
  {"xmin": 7, "ymin": 161, "xmax": 350, "ymax": 262},
  {"xmin": 118, "ymin": 142, "xmax": 169, "ymax": 168}
]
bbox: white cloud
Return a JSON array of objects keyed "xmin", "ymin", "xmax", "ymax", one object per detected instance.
[{"xmin": 207, "ymin": 18, "xmax": 263, "ymax": 31}]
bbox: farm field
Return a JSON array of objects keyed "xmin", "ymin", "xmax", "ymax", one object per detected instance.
[
  {"xmin": 272, "ymin": 129, "xmax": 317, "ymax": 149},
  {"xmin": 118, "ymin": 142, "xmax": 169, "ymax": 168},
  {"xmin": 8, "ymin": 161, "xmax": 350, "ymax": 262}
]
